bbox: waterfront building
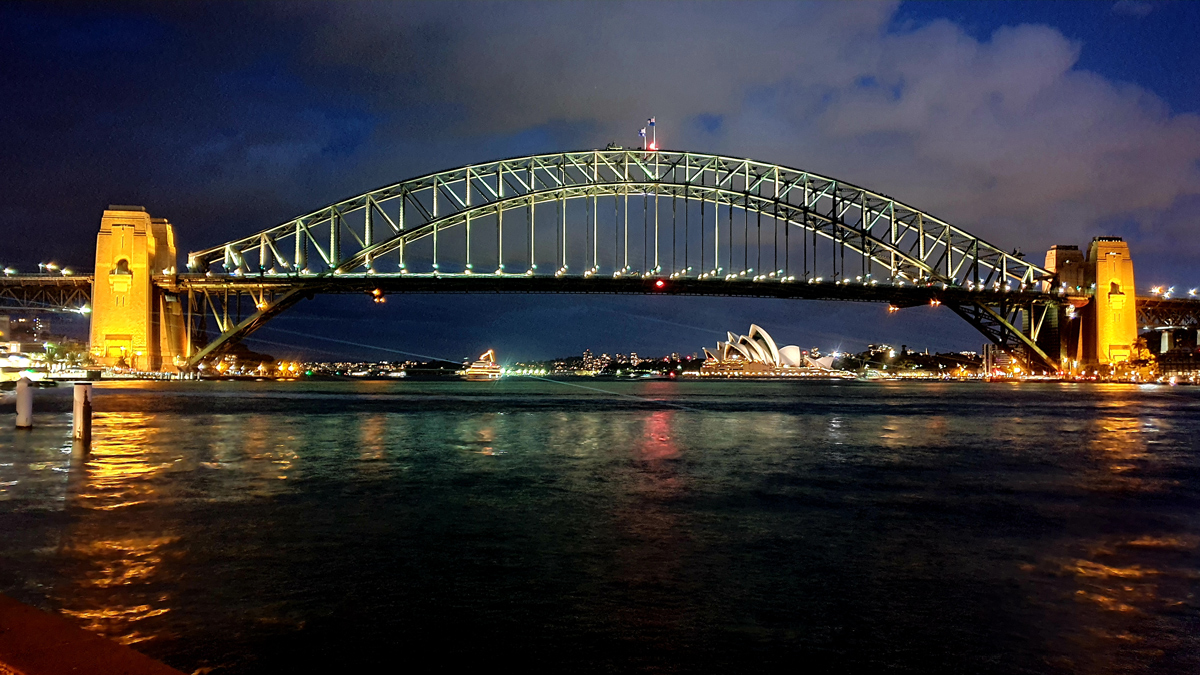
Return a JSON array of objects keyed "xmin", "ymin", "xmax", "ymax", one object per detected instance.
[{"xmin": 697, "ymin": 324, "xmax": 846, "ymax": 377}]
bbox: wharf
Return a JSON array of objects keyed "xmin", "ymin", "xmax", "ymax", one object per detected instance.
[{"xmin": 0, "ymin": 595, "xmax": 183, "ymax": 675}]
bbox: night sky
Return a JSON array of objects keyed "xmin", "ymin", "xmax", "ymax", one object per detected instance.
[{"xmin": 3, "ymin": 1, "xmax": 1199, "ymax": 363}]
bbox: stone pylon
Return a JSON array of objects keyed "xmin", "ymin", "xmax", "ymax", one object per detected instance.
[{"xmin": 89, "ymin": 206, "xmax": 185, "ymax": 371}]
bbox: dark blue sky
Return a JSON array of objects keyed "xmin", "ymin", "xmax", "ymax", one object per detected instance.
[{"xmin": 2, "ymin": 1, "xmax": 1198, "ymax": 363}]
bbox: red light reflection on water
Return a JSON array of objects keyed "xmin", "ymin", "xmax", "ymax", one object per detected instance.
[{"xmin": 639, "ymin": 410, "xmax": 679, "ymax": 462}]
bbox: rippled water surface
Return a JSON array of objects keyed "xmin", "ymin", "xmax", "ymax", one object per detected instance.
[{"xmin": 1, "ymin": 380, "xmax": 1198, "ymax": 673}]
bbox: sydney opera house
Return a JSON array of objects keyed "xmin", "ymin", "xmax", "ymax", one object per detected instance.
[{"xmin": 698, "ymin": 324, "xmax": 846, "ymax": 377}]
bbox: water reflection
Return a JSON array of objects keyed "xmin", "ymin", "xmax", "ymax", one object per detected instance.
[
  {"xmin": 638, "ymin": 411, "xmax": 678, "ymax": 462},
  {"xmin": 1, "ymin": 380, "xmax": 1196, "ymax": 673},
  {"xmin": 456, "ymin": 413, "xmax": 503, "ymax": 455},
  {"xmin": 608, "ymin": 411, "xmax": 688, "ymax": 640},
  {"xmin": 80, "ymin": 413, "xmax": 163, "ymax": 510},
  {"xmin": 54, "ymin": 412, "xmax": 177, "ymax": 645},
  {"xmin": 56, "ymin": 535, "xmax": 175, "ymax": 645}
]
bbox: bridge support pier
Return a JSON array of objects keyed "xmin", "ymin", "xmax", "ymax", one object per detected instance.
[
  {"xmin": 1045, "ymin": 237, "xmax": 1140, "ymax": 372},
  {"xmin": 89, "ymin": 206, "xmax": 185, "ymax": 372}
]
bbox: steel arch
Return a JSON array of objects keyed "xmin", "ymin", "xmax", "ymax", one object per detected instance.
[
  {"xmin": 183, "ymin": 149, "xmax": 1061, "ymax": 370},
  {"xmin": 189, "ymin": 149, "xmax": 1048, "ymax": 289}
]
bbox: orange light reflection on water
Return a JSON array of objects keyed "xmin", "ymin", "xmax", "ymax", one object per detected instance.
[
  {"xmin": 1024, "ymin": 389, "xmax": 1193, "ymax": 670},
  {"xmin": 55, "ymin": 411, "xmax": 177, "ymax": 646}
]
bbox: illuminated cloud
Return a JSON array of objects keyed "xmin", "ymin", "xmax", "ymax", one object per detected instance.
[{"xmin": 295, "ymin": 1, "xmax": 1200, "ymax": 260}]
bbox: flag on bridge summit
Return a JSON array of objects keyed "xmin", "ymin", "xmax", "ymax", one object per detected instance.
[
  {"xmin": 639, "ymin": 128, "xmax": 646, "ymax": 137},
  {"xmin": 648, "ymin": 117, "xmax": 655, "ymax": 126}
]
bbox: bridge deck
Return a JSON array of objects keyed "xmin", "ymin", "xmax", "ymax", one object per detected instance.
[
  {"xmin": 172, "ymin": 274, "xmax": 1063, "ymax": 307},
  {"xmin": 0, "ymin": 275, "xmax": 93, "ymax": 312}
]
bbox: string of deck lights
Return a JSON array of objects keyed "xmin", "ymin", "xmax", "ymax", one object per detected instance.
[
  {"xmin": 1149, "ymin": 286, "xmax": 1198, "ymax": 299},
  {"xmin": 1, "ymin": 263, "xmax": 76, "ymax": 276}
]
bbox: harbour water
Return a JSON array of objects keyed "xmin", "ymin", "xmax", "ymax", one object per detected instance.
[{"xmin": 1, "ymin": 380, "xmax": 1198, "ymax": 673}]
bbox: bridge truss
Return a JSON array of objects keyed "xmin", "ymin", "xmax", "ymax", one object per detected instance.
[
  {"xmin": 1138, "ymin": 298, "xmax": 1200, "ymax": 329},
  {"xmin": 0, "ymin": 276, "xmax": 93, "ymax": 313},
  {"xmin": 185, "ymin": 150, "xmax": 1067, "ymax": 369}
]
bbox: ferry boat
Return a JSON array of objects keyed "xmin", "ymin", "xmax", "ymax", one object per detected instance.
[{"xmin": 461, "ymin": 349, "xmax": 502, "ymax": 381}]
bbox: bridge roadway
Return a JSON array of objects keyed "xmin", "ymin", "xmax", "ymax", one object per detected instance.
[
  {"xmin": 176, "ymin": 272, "xmax": 1057, "ymax": 305},
  {"xmin": 5, "ymin": 270, "xmax": 1200, "ymax": 371},
  {"xmin": 6, "ymin": 271, "xmax": 1199, "ymax": 324},
  {"xmin": 0, "ymin": 274, "xmax": 93, "ymax": 312}
]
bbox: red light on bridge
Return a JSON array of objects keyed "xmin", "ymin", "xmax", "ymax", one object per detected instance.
[
  {"xmin": 648, "ymin": 142, "xmax": 658, "ymax": 151},
  {"xmin": 655, "ymin": 280, "xmax": 665, "ymax": 289}
]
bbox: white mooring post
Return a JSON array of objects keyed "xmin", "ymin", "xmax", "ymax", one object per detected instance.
[
  {"xmin": 73, "ymin": 382, "xmax": 93, "ymax": 445},
  {"xmin": 15, "ymin": 377, "xmax": 33, "ymax": 429}
]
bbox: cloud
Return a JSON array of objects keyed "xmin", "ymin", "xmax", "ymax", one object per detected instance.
[
  {"xmin": 1112, "ymin": 1, "xmax": 1155, "ymax": 17},
  {"xmin": 287, "ymin": 1, "xmax": 1200, "ymax": 265},
  {"xmin": 2, "ymin": 0, "xmax": 1199, "ymax": 359}
]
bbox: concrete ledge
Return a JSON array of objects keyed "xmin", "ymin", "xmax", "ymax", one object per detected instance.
[{"xmin": 0, "ymin": 595, "xmax": 183, "ymax": 675}]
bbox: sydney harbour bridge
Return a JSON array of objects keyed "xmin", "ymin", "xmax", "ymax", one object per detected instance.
[{"xmin": 3, "ymin": 149, "xmax": 1197, "ymax": 373}]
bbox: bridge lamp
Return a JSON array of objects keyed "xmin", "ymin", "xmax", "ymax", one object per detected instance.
[
  {"xmin": 3, "ymin": 267, "xmax": 15, "ymax": 276},
  {"xmin": 46, "ymin": 263, "xmax": 58, "ymax": 272},
  {"xmin": 38, "ymin": 263, "xmax": 46, "ymax": 272},
  {"xmin": 1190, "ymin": 289, "xmax": 1197, "ymax": 296}
]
